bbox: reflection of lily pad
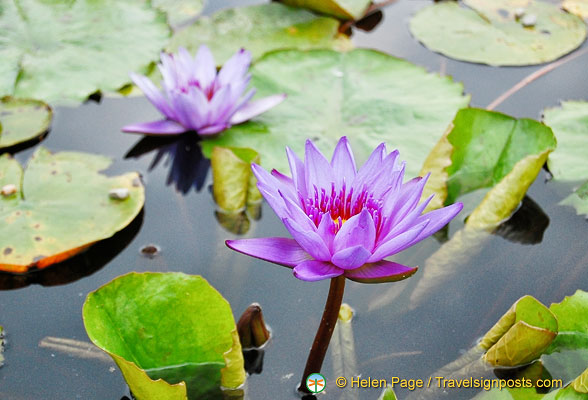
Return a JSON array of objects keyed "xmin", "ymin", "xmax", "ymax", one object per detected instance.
[
  {"xmin": 0, "ymin": 148, "xmax": 144, "ymax": 273},
  {"xmin": 167, "ymin": 3, "xmax": 352, "ymax": 65},
  {"xmin": 280, "ymin": 0, "xmax": 371, "ymax": 20},
  {"xmin": 410, "ymin": 0, "xmax": 587, "ymax": 66},
  {"xmin": 201, "ymin": 49, "xmax": 470, "ymax": 176},
  {"xmin": 83, "ymin": 272, "xmax": 245, "ymax": 400},
  {"xmin": 421, "ymin": 108, "xmax": 556, "ymax": 227},
  {"xmin": 0, "ymin": 0, "xmax": 169, "ymax": 103},
  {"xmin": 0, "ymin": 97, "xmax": 52, "ymax": 151}
]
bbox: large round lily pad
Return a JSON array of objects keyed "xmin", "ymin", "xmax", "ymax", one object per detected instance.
[
  {"xmin": 83, "ymin": 272, "xmax": 245, "ymax": 400},
  {"xmin": 0, "ymin": 0, "xmax": 170, "ymax": 104},
  {"xmin": 151, "ymin": 0, "xmax": 205, "ymax": 27},
  {"xmin": 167, "ymin": 3, "xmax": 352, "ymax": 65},
  {"xmin": 410, "ymin": 0, "xmax": 587, "ymax": 66},
  {"xmin": 201, "ymin": 48, "xmax": 470, "ymax": 176},
  {"xmin": 0, "ymin": 147, "xmax": 144, "ymax": 273},
  {"xmin": 0, "ymin": 97, "xmax": 52, "ymax": 151}
]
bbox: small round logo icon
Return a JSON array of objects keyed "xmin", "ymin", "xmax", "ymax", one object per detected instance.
[{"xmin": 306, "ymin": 373, "xmax": 326, "ymax": 394}]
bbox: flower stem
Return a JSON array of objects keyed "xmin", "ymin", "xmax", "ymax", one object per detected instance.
[{"xmin": 299, "ymin": 275, "xmax": 346, "ymax": 393}]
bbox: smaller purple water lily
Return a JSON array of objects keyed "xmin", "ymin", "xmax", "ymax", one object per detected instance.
[
  {"xmin": 227, "ymin": 137, "xmax": 463, "ymax": 283},
  {"xmin": 122, "ymin": 45, "xmax": 285, "ymax": 136}
]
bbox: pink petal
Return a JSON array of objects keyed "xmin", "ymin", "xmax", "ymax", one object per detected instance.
[
  {"xmin": 230, "ymin": 94, "xmax": 286, "ymax": 125},
  {"xmin": 331, "ymin": 245, "xmax": 371, "ymax": 270},
  {"xmin": 352, "ymin": 142, "xmax": 385, "ymax": 191},
  {"xmin": 330, "ymin": 136, "xmax": 357, "ymax": 188},
  {"xmin": 411, "ymin": 202, "xmax": 464, "ymax": 244},
  {"xmin": 333, "ymin": 209, "xmax": 376, "ymax": 253},
  {"xmin": 293, "ymin": 260, "xmax": 344, "ymax": 282},
  {"xmin": 345, "ymin": 260, "xmax": 418, "ymax": 283},
  {"xmin": 226, "ymin": 237, "xmax": 310, "ymax": 268},
  {"xmin": 283, "ymin": 218, "xmax": 331, "ymax": 261},
  {"xmin": 122, "ymin": 119, "xmax": 186, "ymax": 135},
  {"xmin": 286, "ymin": 146, "xmax": 307, "ymax": 197}
]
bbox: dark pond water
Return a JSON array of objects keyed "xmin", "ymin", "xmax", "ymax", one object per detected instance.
[{"xmin": 1, "ymin": 1, "xmax": 587, "ymax": 399}]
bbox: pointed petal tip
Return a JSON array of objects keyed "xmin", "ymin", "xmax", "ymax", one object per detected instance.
[{"xmin": 345, "ymin": 262, "xmax": 418, "ymax": 284}]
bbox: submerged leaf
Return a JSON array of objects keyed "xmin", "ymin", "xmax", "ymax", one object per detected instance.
[
  {"xmin": 280, "ymin": 0, "xmax": 371, "ymax": 20},
  {"xmin": 0, "ymin": 97, "xmax": 52, "ymax": 151},
  {"xmin": 201, "ymin": 49, "xmax": 470, "ymax": 176},
  {"xmin": 0, "ymin": 148, "xmax": 144, "ymax": 273},
  {"xmin": 560, "ymin": 182, "xmax": 588, "ymax": 217},
  {"xmin": 0, "ymin": 0, "xmax": 170, "ymax": 103},
  {"xmin": 168, "ymin": 3, "xmax": 352, "ymax": 65},
  {"xmin": 332, "ymin": 304, "xmax": 359, "ymax": 400},
  {"xmin": 410, "ymin": 0, "xmax": 586, "ymax": 66},
  {"xmin": 83, "ymin": 272, "xmax": 246, "ymax": 400}
]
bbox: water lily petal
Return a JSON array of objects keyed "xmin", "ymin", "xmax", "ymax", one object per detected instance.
[
  {"xmin": 378, "ymin": 193, "xmax": 433, "ymax": 245},
  {"xmin": 352, "ymin": 142, "xmax": 385, "ymax": 191},
  {"xmin": 305, "ymin": 139, "xmax": 336, "ymax": 194},
  {"xmin": 411, "ymin": 202, "xmax": 464, "ymax": 244},
  {"xmin": 293, "ymin": 260, "xmax": 344, "ymax": 281},
  {"xmin": 331, "ymin": 245, "xmax": 371, "ymax": 270},
  {"xmin": 368, "ymin": 220, "xmax": 429, "ymax": 262},
  {"xmin": 230, "ymin": 94, "xmax": 286, "ymax": 125},
  {"xmin": 333, "ymin": 209, "xmax": 376, "ymax": 253},
  {"xmin": 287, "ymin": 146, "xmax": 307, "ymax": 197},
  {"xmin": 278, "ymin": 190, "xmax": 316, "ymax": 231},
  {"xmin": 317, "ymin": 213, "xmax": 335, "ymax": 252},
  {"xmin": 218, "ymin": 48, "xmax": 252, "ymax": 86},
  {"xmin": 208, "ymin": 85, "xmax": 233, "ymax": 125},
  {"xmin": 345, "ymin": 261, "xmax": 418, "ymax": 283},
  {"xmin": 283, "ymin": 218, "xmax": 331, "ymax": 261},
  {"xmin": 226, "ymin": 238, "xmax": 310, "ymax": 267},
  {"xmin": 194, "ymin": 44, "xmax": 216, "ymax": 90},
  {"xmin": 130, "ymin": 73, "xmax": 174, "ymax": 119},
  {"xmin": 122, "ymin": 119, "xmax": 186, "ymax": 135},
  {"xmin": 331, "ymin": 136, "xmax": 357, "ymax": 187},
  {"xmin": 198, "ymin": 123, "xmax": 230, "ymax": 135}
]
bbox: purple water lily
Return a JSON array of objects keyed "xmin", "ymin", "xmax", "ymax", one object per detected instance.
[
  {"xmin": 227, "ymin": 137, "xmax": 463, "ymax": 283},
  {"xmin": 122, "ymin": 45, "xmax": 285, "ymax": 136}
]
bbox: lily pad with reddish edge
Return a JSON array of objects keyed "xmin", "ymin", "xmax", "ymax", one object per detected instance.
[{"xmin": 0, "ymin": 148, "xmax": 144, "ymax": 273}]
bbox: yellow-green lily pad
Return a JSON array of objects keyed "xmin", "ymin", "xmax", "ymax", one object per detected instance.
[
  {"xmin": 0, "ymin": 97, "xmax": 52, "ymax": 151},
  {"xmin": 410, "ymin": 0, "xmax": 587, "ymax": 66},
  {"xmin": 481, "ymin": 296, "xmax": 558, "ymax": 367},
  {"xmin": 0, "ymin": 148, "xmax": 144, "ymax": 273},
  {"xmin": 280, "ymin": 0, "xmax": 371, "ymax": 20},
  {"xmin": 563, "ymin": 0, "xmax": 588, "ymax": 19},
  {"xmin": 83, "ymin": 272, "xmax": 246, "ymax": 400}
]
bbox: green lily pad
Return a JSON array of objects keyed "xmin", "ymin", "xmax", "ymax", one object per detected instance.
[
  {"xmin": 481, "ymin": 296, "xmax": 558, "ymax": 367},
  {"xmin": 572, "ymin": 367, "xmax": 588, "ymax": 393},
  {"xmin": 0, "ymin": 147, "xmax": 144, "ymax": 273},
  {"xmin": 421, "ymin": 108, "xmax": 556, "ymax": 228},
  {"xmin": 0, "ymin": 0, "xmax": 170, "ymax": 104},
  {"xmin": 0, "ymin": 97, "xmax": 52, "ymax": 150},
  {"xmin": 167, "ymin": 3, "xmax": 352, "ymax": 65},
  {"xmin": 564, "ymin": 0, "xmax": 588, "ymax": 19},
  {"xmin": 83, "ymin": 272, "xmax": 245, "ymax": 400},
  {"xmin": 150, "ymin": 0, "xmax": 205, "ymax": 27},
  {"xmin": 543, "ymin": 101, "xmax": 588, "ymax": 182},
  {"xmin": 201, "ymin": 48, "xmax": 470, "ymax": 176},
  {"xmin": 280, "ymin": 0, "xmax": 371, "ymax": 20},
  {"xmin": 409, "ymin": 0, "xmax": 587, "ymax": 66}
]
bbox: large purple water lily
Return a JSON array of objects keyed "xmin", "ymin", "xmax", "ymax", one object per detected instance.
[
  {"xmin": 122, "ymin": 45, "xmax": 285, "ymax": 136},
  {"xmin": 227, "ymin": 137, "xmax": 463, "ymax": 283}
]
